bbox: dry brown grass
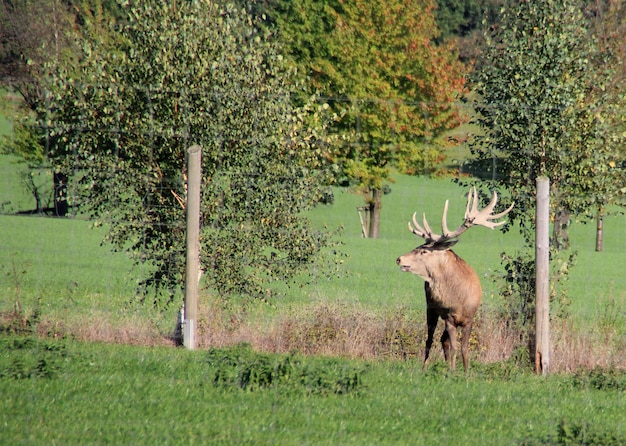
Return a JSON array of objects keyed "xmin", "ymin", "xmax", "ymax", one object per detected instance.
[
  {"xmin": 68, "ymin": 315, "xmax": 176, "ymax": 347},
  {"xmin": 191, "ymin": 298, "xmax": 626, "ymax": 371},
  {"xmin": 3, "ymin": 297, "xmax": 624, "ymax": 372},
  {"xmin": 0, "ymin": 308, "xmax": 175, "ymax": 347}
]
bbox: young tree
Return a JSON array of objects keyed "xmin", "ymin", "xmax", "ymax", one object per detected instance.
[
  {"xmin": 0, "ymin": 0, "xmax": 76, "ymax": 166},
  {"xmin": 468, "ymin": 0, "xmax": 622, "ymax": 342},
  {"xmin": 43, "ymin": 0, "xmax": 336, "ymax": 306},
  {"xmin": 265, "ymin": 0, "xmax": 466, "ymax": 238},
  {"xmin": 470, "ymin": 0, "xmax": 621, "ymax": 244}
]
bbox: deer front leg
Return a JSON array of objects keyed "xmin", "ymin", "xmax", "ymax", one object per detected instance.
[
  {"xmin": 443, "ymin": 320, "xmax": 458, "ymax": 371},
  {"xmin": 423, "ymin": 308, "xmax": 439, "ymax": 371}
]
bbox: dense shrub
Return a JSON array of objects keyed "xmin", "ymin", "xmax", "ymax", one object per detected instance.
[
  {"xmin": 0, "ymin": 337, "xmax": 68, "ymax": 379},
  {"xmin": 206, "ymin": 343, "xmax": 365, "ymax": 395},
  {"xmin": 522, "ymin": 418, "xmax": 625, "ymax": 445}
]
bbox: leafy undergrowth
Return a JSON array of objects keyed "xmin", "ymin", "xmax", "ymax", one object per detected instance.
[
  {"xmin": 207, "ymin": 342, "xmax": 366, "ymax": 395},
  {"xmin": 567, "ymin": 366, "xmax": 626, "ymax": 391},
  {"xmin": 0, "ymin": 337, "xmax": 72, "ymax": 379},
  {"xmin": 522, "ymin": 418, "xmax": 626, "ymax": 445}
]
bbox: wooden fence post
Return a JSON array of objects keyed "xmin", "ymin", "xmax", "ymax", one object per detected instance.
[
  {"xmin": 357, "ymin": 206, "xmax": 369, "ymax": 238},
  {"xmin": 535, "ymin": 176, "xmax": 550, "ymax": 375},
  {"xmin": 184, "ymin": 145, "xmax": 202, "ymax": 350}
]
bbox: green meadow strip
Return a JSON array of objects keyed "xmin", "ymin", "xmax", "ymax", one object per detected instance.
[{"xmin": 0, "ymin": 338, "xmax": 624, "ymax": 445}]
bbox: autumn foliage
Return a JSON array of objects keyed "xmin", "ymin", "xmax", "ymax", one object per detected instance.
[{"xmin": 266, "ymin": 0, "xmax": 466, "ymax": 236}]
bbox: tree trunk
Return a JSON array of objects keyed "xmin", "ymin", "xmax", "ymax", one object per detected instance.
[
  {"xmin": 367, "ymin": 188, "xmax": 382, "ymax": 239},
  {"xmin": 552, "ymin": 208, "xmax": 570, "ymax": 250},
  {"xmin": 53, "ymin": 172, "xmax": 68, "ymax": 217},
  {"xmin": 595, "ymin": 212, "xmax": 604, "ymax": 252}
]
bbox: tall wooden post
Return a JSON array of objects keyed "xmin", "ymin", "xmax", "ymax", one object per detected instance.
[
  {"xmin": 184, "ymin": 145, "xmax": 201, "ymax": 350},
  {"xmin": 535, "ymin": 177, "xmax": 550, "ymax": 374}
]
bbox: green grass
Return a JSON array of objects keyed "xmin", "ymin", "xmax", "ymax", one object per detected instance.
[
  {"xmin": 0, "ymin": 213, "xmax": 176, "ymax": 336},
  {"xmin": 303, "ymin": 174, "xmax": 626, "ymax": 323},
  {"xmin": 0, "ymin": 102, "xmax": 11, "ymax": 136},
  {"xmin": 306, "ymin": 176, "xmax": 528, "ymax": 306},
  {"xmin": 1, "ymin": 338, "xmax": 624, "ymax": 445}
]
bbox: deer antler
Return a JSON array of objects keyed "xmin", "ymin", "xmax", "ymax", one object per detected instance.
[
  {"xmin": 409, "ymin": 211, "xmax": 441, "ymax": 243},
  {"xmin": 408, "ymin": 187, "xmax": 514, "ymax": 246}
]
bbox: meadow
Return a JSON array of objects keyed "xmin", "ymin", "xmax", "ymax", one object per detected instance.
[
  {"xmin": 1, "ymin": 337, "xmax": 625, "ymax": 445},
  {"xmin": 1, "ymin": 139, "xmax": 626, "ymax": 443}
]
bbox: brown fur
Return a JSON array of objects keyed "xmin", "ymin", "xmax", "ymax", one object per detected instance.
[{"xmin": 396, "ymin": 246, "xmax": 482, "ymax": 371}]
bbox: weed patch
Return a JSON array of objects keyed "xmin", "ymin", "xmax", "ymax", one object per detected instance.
[
  {"xmin": 0, "ymin": 337, "xmax": 69, "ymax": 379},
  {"xmin": 206, "ymin": 343, "xmax": 366, "ymax": 395},
  {"xmin": 0, "ymin": 301, "xmax": 41, "ymax": 336},
  {"xmin": 467, "ymin": 346, "xmax": 535, "ymax": 381},
  {"xmin": 522, "ymin": 418, "xmax": 625, "ymax": 445},
  {"xmin": 566, "ymin": 366, "xmax": 626, "ymax": 391}
]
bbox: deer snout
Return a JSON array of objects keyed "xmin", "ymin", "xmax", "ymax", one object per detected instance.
[{"xmin": 396, "ymin": 256, "xmax": 411, "ymax": 272}]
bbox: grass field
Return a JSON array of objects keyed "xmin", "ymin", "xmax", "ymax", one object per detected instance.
[
  {"xmin": 1, "ymin": 338, "xmax": 625, "ymax": 445},
  {"xmin": 3, "ymin": 172, "xmax": 625, "ymax": 327},
  {"xmin": 1, "ymin": 158, "xmax": 625, "ymax": 341}
]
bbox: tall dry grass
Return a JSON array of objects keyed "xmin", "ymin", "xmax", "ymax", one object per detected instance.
[
  {"xmin": 191, "ymin": 297, "xmax": 626, "ymax": 372},
  {"xmin": 0, "ymin": 306, "xmax": 174, "ymax": 347}
]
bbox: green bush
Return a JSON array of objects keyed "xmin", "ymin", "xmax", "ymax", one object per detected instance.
[
  {"xmin": 522, "ymin": 418, "xmax": 625, "ymax": 445},
  {"xmin": 0, "ymin": 337, "xmax": 68, "ymax": 379},
  {"xmin": 206, "ymin": 343, "xmax": 365, "ymax": 395}
]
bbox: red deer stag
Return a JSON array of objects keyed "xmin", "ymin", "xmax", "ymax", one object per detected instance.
[{"xmin": 396, "ymin": 187, "xmax": 513, "ymax": 371}]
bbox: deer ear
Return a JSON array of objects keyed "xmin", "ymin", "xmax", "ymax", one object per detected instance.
[{"xmin": 433, "ymin": 239, "xmax": 458, "ymax": 250}]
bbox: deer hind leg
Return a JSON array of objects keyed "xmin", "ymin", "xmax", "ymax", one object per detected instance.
[
  {"xmin": 460, "ymin": 320, "xmax": 474, "ymax": 371},
  {"xmin": 423, "ymin": 309, "xmax": 439, "ymax": 371},
  {"xmin": 440, "ymin": 329, "xmax": 451, "ymax": 362},
  {"xmin": 443, "ymin": 320, "xmax": 458, "ymax": 371}
]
